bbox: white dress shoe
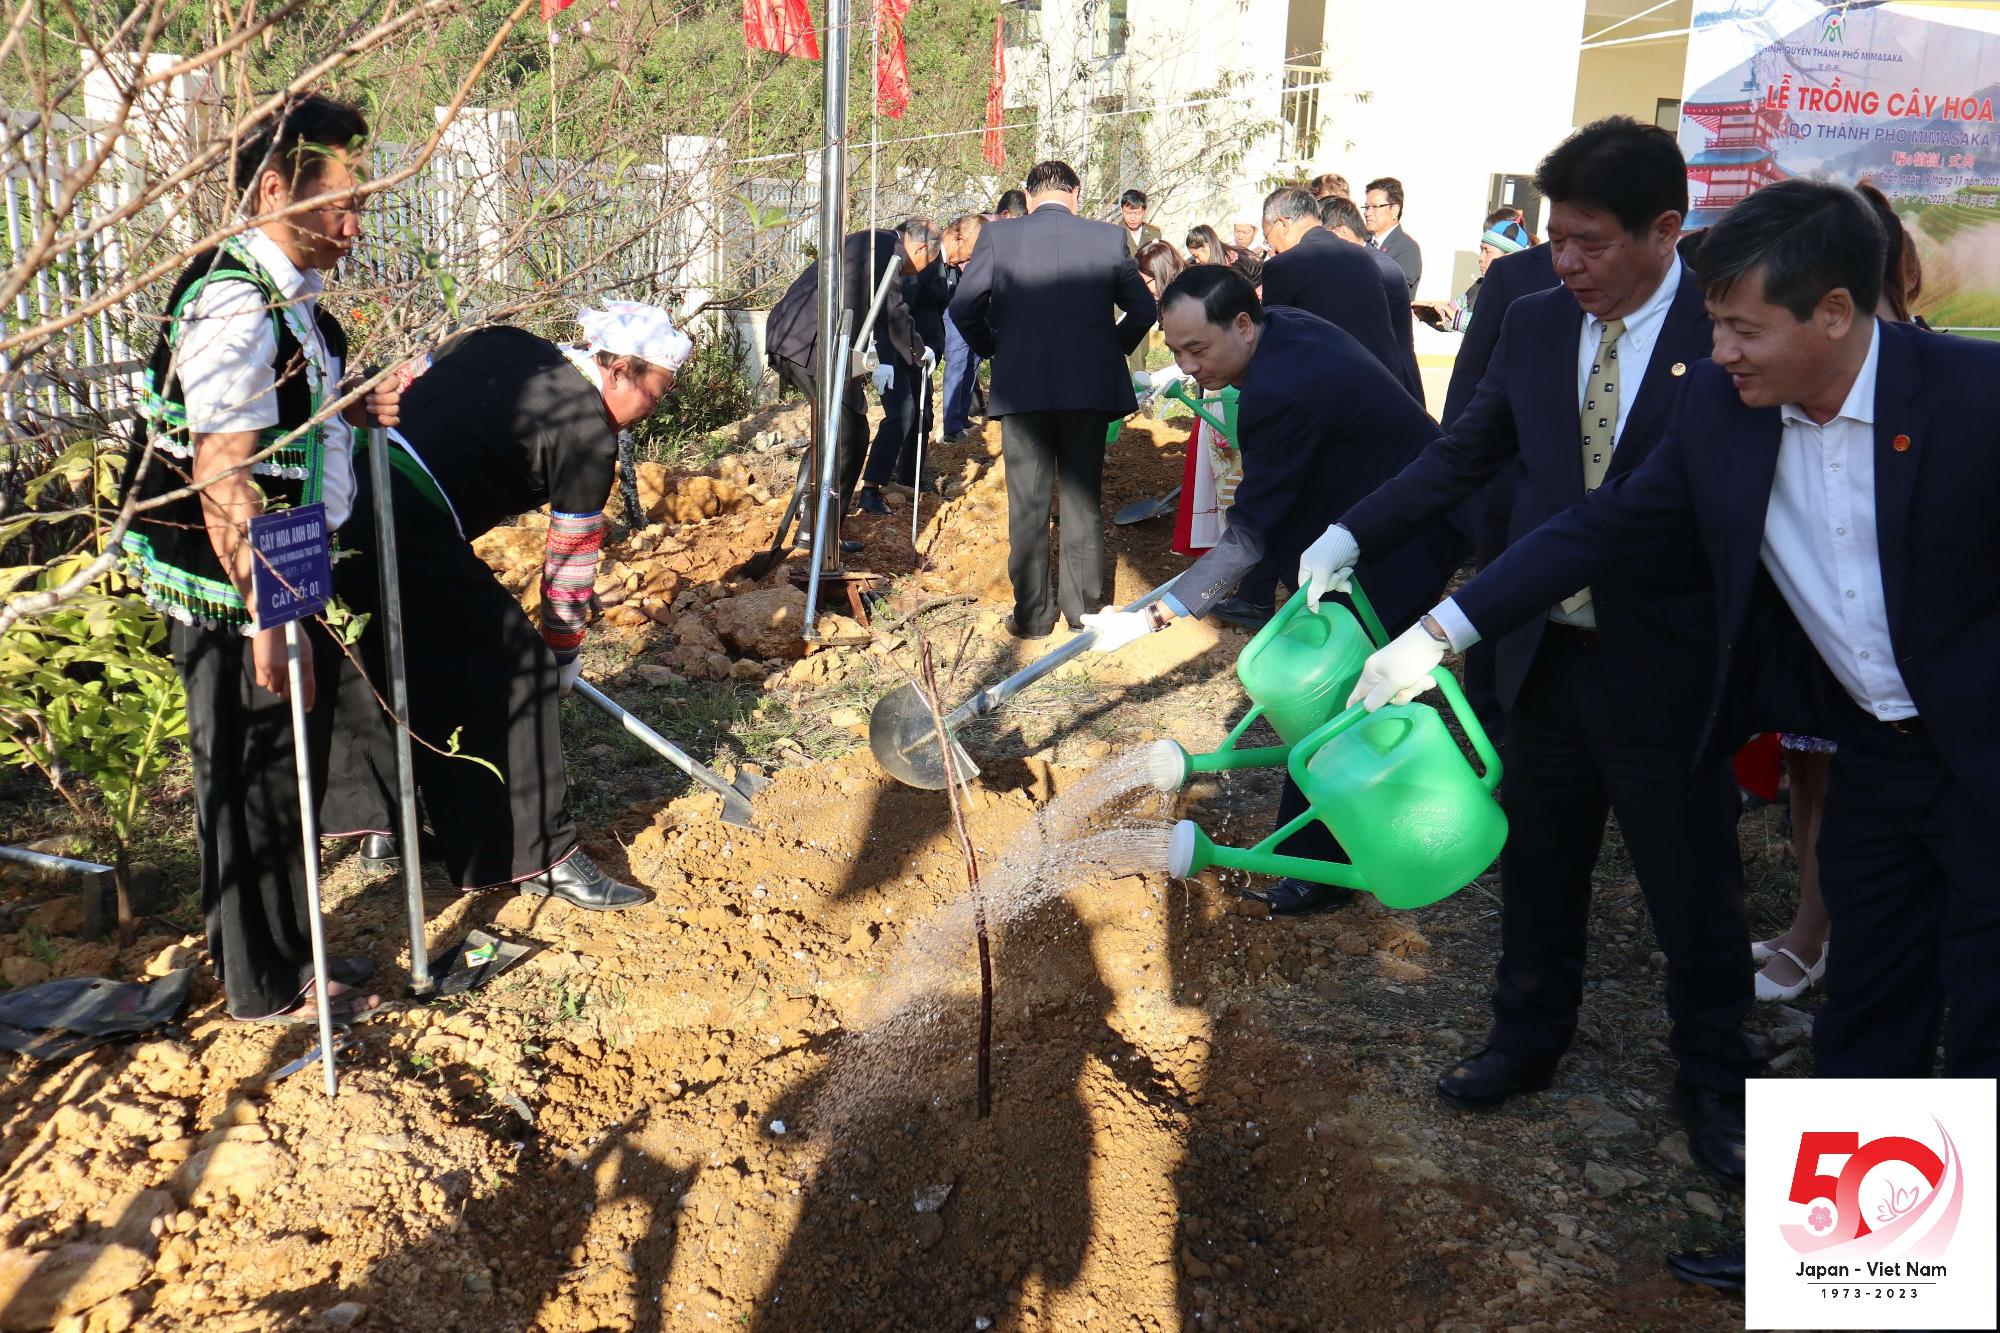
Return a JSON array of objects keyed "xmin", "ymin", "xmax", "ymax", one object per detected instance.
[{"xmin": 1755, "ymin": 942, "xmax": 1828, "ymax": 1003}]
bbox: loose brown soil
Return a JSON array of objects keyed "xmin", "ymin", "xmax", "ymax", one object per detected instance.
[{"xmin": 0, "ymin": 404, "xmax": 1802, "ymax": 1331}]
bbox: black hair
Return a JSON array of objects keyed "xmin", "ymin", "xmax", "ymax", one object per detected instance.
[
  {"xmin": 1119, "ymin": 188, "xmax": 1147, "ymax": 209},
  {"xmin": 1695, "ymin": 179, "xmax": 1886, "ymax": 321},
  {"xmin": 233, "ymin": 93, "xmax": 369, "ymax": 199},
  {"xmin": 1229, "ymin": 252, "xmax": 1264, "ymax": 286},
  {"xmin": 1319, "ymin": 195, "xmax": 1366, "ymax": 235},
  {"xmin": 994, "ymin": 189, "xmax": 1027, "ymax": 217},
  {"xmin": 1856, "ymin": 181, "xmax": 1920, "ymax": 320},
  {"xmin": 1161, "ymin": 264, "xmax": 1265, "ymax": 328},
  {"xmin": 1309, "ymin": 172, "xmax": 1349, "ymax": 200},
  {"xmin": 897, "ymin": 215, "xmax": 942, "ymax": 251},
  {"xmin": 1024, "ymin": 160, "xmax": 1081, "ymax": 195},
  {"xmin": 1261, "ymin": 185, "xmax": 1319, "ymax": 225},
  {"xmin": 1185, "ymin": 223, "xmax": 1228, "ymax": 261},
  {"xmin": 1364, "ymin": 177, "xmax": 1404, "ymax": 211},
  {"xmin": 1533, "ymin": 115, "xmax": 1687, "ymax": 237}
]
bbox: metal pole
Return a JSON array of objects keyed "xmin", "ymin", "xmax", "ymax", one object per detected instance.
[
  {"xmin": 367, "ymin": 427, "xmax": 432, "ymax": 995},
  {"xmin": 804, "ymin": 314, "xmax": 854, "ymax": 628},
  {"xmin": 814, "ymin": 0, "xmax": 851, "ymax": 578},
  {"xmin": 911, "ymin": 368, "xmax": 928, "ymax": 547},
  {"xmin": 283, "ymin": 621, "xmax": 339, "ymax": 1097}
]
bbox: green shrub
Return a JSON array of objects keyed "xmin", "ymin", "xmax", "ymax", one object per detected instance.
[{"xmin": 627, "ymin": 319, "xmax": 755, "ymax": 467}]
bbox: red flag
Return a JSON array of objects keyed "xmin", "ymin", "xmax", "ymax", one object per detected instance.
[
  {"xmin": 744, "ymin": 0, "xmax": 821, "ymax": 59},
  {"xmin": 541, "ymin": 0, "xmax": 576, "ymax": 19},
  {"xmin": 876, "ymin": 0, "xmax": 911, "ymax": 120},
  {"xmin": 983, "ymin": 13, "xmax": 1006, "ymax": 170}
]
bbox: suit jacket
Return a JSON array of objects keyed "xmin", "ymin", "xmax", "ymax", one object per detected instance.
[
  {"xmin": 1124, "ymin": 222, "xmax": 1162, "ymax": 256},
  {"xmin": 905, "ymin": 260, "xmax": 958, "ymax": 361},
  {"xmin": 1340, "ymin": 264, "xmax": 1718, "ymax": 746},
  {"xmin": 1375, "ymin": 225, "xmax": 1422, "ymax": 295},
  {"xmin": 948, "ymin": 203, "xmax": 1157, "ymax": 418},
  {"xmin": 1173, "ymin": 307, "xmax": 1450, "ymax": 627},
  {"xmin": 1442, "ymin": 243, "xmax": 1559, "ymax": 429},
  {"xmin": 1452, "ymin": 321, "xmax": 2000, "ymax": 817},
  {"xmin": 765, "ymin": 230, "xmax": 925, "ymax": 374},
  {"xmin": 1365, "ymin": 242, "xmax": 1424, "ymax": 402},
  {"xmin": 1261, "ymin": 227, "xmax": 1422, "ymax": 402}
]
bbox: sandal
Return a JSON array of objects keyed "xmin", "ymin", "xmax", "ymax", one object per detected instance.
[
  {"xmin": 1755, "ymin": 942, "xmax": 1828, "ymax": 1003},
  {"xmin": 243, "ymin": 982, "xmax": 384, "ymax": 1026}
]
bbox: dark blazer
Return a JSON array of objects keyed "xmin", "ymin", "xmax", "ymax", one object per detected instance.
[
  {"xmin": 1366, "ymin": 242, "xmax": 1425, "ymax": 401},
  {"xmin": 1442, "ymin": 243, "xmax": 1559, "ymax": 429},
  {"xmin": 1375, "ymin": 225, "xmax": 1422, "ymax": 294},
  {"xmin": 905, "ymin": 260, "xmax": 957, "ymax": 360},
  {"xmin": 1172, "ymin": 307, "xmax": 1450, "ymax": 628},
  {"xmin": 1452, "ymin": 321, "xmax": 2000, "ymax": 817},
  {"xmin": 1340, "ymin": 263, "xmax": 1718, "ymax": 747},
  {"xmin": 765, "ymin": 230, "xmax": 925, "ymax": 374},
  {"xmin": 1124, "ymin": 222, "xmax": 1162, "ymax": 256},
  {"xmin": 1261, "ymin": 227, "xmax": 1422, "ymax": 402},
  {"xmin": 948, "ymin": 203, "xmax": 1157, "ymax": 418}
]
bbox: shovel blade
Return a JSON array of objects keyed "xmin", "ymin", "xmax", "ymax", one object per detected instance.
[
  {"xmin": 1113, "ymin": 485, "xmax": 1181, "ymax": 525},
  {"xmin": 869, "ymin": 682, "xmax": 981, "ymax": 790}
]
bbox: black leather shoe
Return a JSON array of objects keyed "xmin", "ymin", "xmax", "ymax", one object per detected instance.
[
  {"xmin": 1436, "ymin": 1046, "xmax": 1559, "ymax": 1111},
  {"xmin": 855, "ymin": 488, "xmax": 891, "ymax": 515},
  {"xmin": 328, "ymin": 956, "xmax": 375, "ymax": 986},
  {"xmin": 1245, "ymin": 878, "xmax": 1355, "ymax": 915},
  {"xmin": 1673, "ymin": 1083, "xmax": 1747, "ymax": 1185},
  {"xmin": 1212, "ymin": 596, "xmax": 1275, "ymax": 630},
  {"xmin": 1004, "ymin": 616, "xmax": 1054, "ymax": 640},
  {"xmin": 358, "ymin": 833, "xmax": 398, "ymax": 875},
  {"xmin": 519, "ymin": 852, "xmax": 649, "ymax": 911},
  {"xmin": 1666, "ymin": 1242, "xmax": 1744, "ymax": 1291}
]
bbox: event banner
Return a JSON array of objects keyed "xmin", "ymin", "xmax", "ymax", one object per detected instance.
[{"xmin": 1679, "ymin": 0, "xmax": 2000, "ymax": 329}]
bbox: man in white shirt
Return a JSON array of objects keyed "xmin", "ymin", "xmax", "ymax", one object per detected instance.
[
  {"xmin": 1351, "ymin": 178, "xmax": 2000, "ymax": 1081},
  {"xmin": 122, "ymin": 94, "xmax": 400, "ymax": 1023}
]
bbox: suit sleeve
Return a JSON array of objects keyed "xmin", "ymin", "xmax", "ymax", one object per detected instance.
[
  {"xmin": 1111, "ymin": 249, "xmax": 1158, "ymax": 357},
  {"xmin": 1338, "ymin": 305, "xmax": 1525, "ymax": 558},
  {"xmin": 1172, "ymin": 395, "xmax": 1322, "ymax": 619},
  {"xmin": 947, "ymin": 233, "xmax": 998, "ymax": 359},
  {"xmin": 1452, "ymin": 400, "xmax": 1698, "ymax": 640},
  {"xmin": 876, "ymin": 276, "xmax": 926, "ymax": 367}
]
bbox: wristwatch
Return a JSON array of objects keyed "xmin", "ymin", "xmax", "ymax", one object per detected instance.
[
  {"xmin": 1145, "ymin": 603, "xmax": 1173, "ymax": 632},
  {"xmin": 1420, "ymin": 614, "xmax": 1450, "ymax": 645}
]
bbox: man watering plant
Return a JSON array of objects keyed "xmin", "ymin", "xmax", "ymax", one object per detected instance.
[
  {"xmin": 119, "ymin": 93, "xmax": 400, "ymax": 1024},
  {"xmin": 330, "ymin": 302, "xmax": 691, "ymax": 914},
  {"xmin": 1078, "ymin": 266, "xmax": 1454, "ymax": 915}
]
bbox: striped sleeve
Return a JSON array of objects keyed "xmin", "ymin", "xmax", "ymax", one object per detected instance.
[{"xmin": 540, "ymin": 510, "xmax": 604, "ymax": 660}]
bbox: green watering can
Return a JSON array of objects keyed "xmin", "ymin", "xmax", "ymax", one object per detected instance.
[{"xmin": 1138, "ymin": 585, "xmax": 1506, "ymax": 910}]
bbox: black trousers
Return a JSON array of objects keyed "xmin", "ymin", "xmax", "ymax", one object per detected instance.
[
  {"xmin": 1000, "ymin": 410, "xmax": 1108, "ymax": 633},
  {"xmin": 332, "ymin": 457, "xmax": 578, "ymax": 888},
  {"xmin": 863, "ymin": 359, "xmax": 931, "ymax": 488},
  {"xmin": 1813, "ymin": 711, "xmax": 2000, "ymax": 1076},
  {"xmin": 1488, "ymin": 631, "xmax": 1762, "ymax": 1094},
  {"xmin": 773, "ymin": 354, "xmax": 868, "ymax": 513},
  {"xmin": 173, "ymin": 617, "xmax": 373, "ymax": 1019}
]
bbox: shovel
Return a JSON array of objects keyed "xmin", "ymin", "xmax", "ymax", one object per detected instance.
[
  {"xmin": 869, "ymin": 576, "xmax": 1181, "ymax": 789},
  {"xmin": 574, "ymin": 679, "xmax": 770, "ymax": 827},
  {"xmin": 1113, "ymin": 485, "xmax": 1180, "ymax": 525}
]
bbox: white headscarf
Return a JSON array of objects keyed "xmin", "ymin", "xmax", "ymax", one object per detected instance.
[{"xmin": 577, "ymin": 300, "xmax": 694, "ymax": 371}]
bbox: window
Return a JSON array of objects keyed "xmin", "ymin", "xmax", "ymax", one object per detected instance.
[
  {"xmin": 1094, "ymin": 0, "xmax": 1128, "ymax": 60},
  {"xmin": 1655, "ymin": 97, "xmax": 1682, "ymax": 131},
  {"xmin": 1002, "ymin": 0, "xmax": 1041, "ymax": 49}
]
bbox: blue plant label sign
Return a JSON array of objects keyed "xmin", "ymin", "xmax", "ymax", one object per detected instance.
[{"xmin": 247, "ymin": 503, "xmax": 331, "ymax": 629}]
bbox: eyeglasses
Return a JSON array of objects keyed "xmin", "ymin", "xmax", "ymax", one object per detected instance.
[{"xmin": 1361, "ymin": 203, "xmax": 1393, "ymax": 212}]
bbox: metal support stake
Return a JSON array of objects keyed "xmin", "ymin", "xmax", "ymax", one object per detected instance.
[
  {"xmin": 283, "ymin": 621, "xmax": 339, "ymax": 1097},
  {"xmin": 367, "ymin": 427, "xmax": 431, "ymax": 994},
  {"xmin": 813, "ymin": 0, "xmax": 851, "ymax": 585},
  {"xmin": 911, "ymin": 366, "xmax": 930, "ymax": 547},
  {"xmin": 804, "ymin": 314, "xmax": 854, "ymax": 629}
]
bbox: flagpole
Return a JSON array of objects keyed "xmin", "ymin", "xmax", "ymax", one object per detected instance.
[{"xmin": 869, "ymin": 3, "xmax": 879, "ymax": 300}]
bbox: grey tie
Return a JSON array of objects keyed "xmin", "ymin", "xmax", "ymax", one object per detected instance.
[{"xmin": 1558, "ymin": 317, "xmax": 1626, "ymax": 620}]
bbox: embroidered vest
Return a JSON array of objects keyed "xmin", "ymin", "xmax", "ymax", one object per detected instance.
[{"xmin": 119, "ymin": 237, "xmax": 345, "ymax": 629}]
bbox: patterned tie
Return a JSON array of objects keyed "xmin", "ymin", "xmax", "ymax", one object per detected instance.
[{"xmin": 1558, "ymin": 317, "xmax": 1626, "ymax": 619}]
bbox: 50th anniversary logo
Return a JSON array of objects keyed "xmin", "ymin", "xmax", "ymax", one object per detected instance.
[{"xmin": 1747, "ymin": 1079, "xmax": 1996, "ymax": 1329}]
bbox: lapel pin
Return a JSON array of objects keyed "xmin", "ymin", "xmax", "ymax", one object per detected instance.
[
  {"xmin": 1893, "ymin": 433, "xmax": 1911, "ymax": 452},
  {"xmin": 1670, "ymin": 362, "xmax": 1686, "ymax": 377}
]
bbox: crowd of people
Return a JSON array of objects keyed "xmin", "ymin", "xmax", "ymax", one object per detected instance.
[{"xmin": 130, "ymin": 85, "xmax": 1994, "ymax": 1298}]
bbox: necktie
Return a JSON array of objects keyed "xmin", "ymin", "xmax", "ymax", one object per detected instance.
[{"xmin": 1558, "ymin": 317, "xmax": 1626, "ymax": 620}]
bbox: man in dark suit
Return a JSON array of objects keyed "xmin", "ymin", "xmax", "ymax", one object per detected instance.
[
  {"xmin": 1319, "ymin": 194, "xmax": 1425, "ymax": 400},
  {"xmin": 1262, "ymin": 186, "xmax": 1421, "ymax": 401},
  {"xmin": 1119, "ymin": 188, "xmax": 1162, "ymax": 256},
  {"xmin": 1300, "ymin": 119, "xmax": 1762, "ymax": 1182},
  {"xmin": 859, "ymin": 220, "xmax": 951, "ymax": 514},
  {"xmin": 1356, "ymin": 179, "xmax": 2000, "ymax": 1081},
  {"xmin": 766, "ymin": 219, "xmax": 935, "ymax": 521},
  {"xmin": 1078, "ymin": 266, "xmax": 1454, "ymax": 914},
  {"xmin": 949, "ymin": 160, "xmax": 1157, "ymax": 636},
  {"xmin": 1364, "ymin": 176, "xmax": 1422, "ymax": 294}
]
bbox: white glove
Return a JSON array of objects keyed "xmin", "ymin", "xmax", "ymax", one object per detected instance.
[
  {"xmin": 1078, "ymin": 607, "xmax": 1155, "ymax": 654},
  {"xmin": 921, "ymin": 346, "xmax": 937, "ymax": 375},
  {"xmin": 871, "ymin": 362, "xmax": 895, "ymax": 394},
  {"xmin": 1148, "ymin": 365, "xmax": 1188, "ymax": 389},
  {"xmin": 1348, "ymin": 621, "xmax": 1445, "ymax": 711},
  {"xmin": 1130, "ymin": 371, "xmax": 1154, "ymax": 393},
  {"xmin": 557, "ymin": 656, "xmax": 583, "ymax": 697},
  {"xmin": 1297, "ymin": 524, "xmax": 1360, "ymax": 608}
]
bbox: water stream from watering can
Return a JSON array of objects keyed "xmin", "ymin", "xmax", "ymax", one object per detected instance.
[{"xmin": 813, "ymin": 749, "xmax": 1177, "ymax": 1132}]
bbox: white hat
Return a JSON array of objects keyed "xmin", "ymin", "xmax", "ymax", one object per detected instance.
[
  {"xmin": 1229, "ymin": 208, "xmax": 1260, "ymax": 229},
  {"xmin": 578, "ymin": 300, "xmax": 694, "ymax": 371}
]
